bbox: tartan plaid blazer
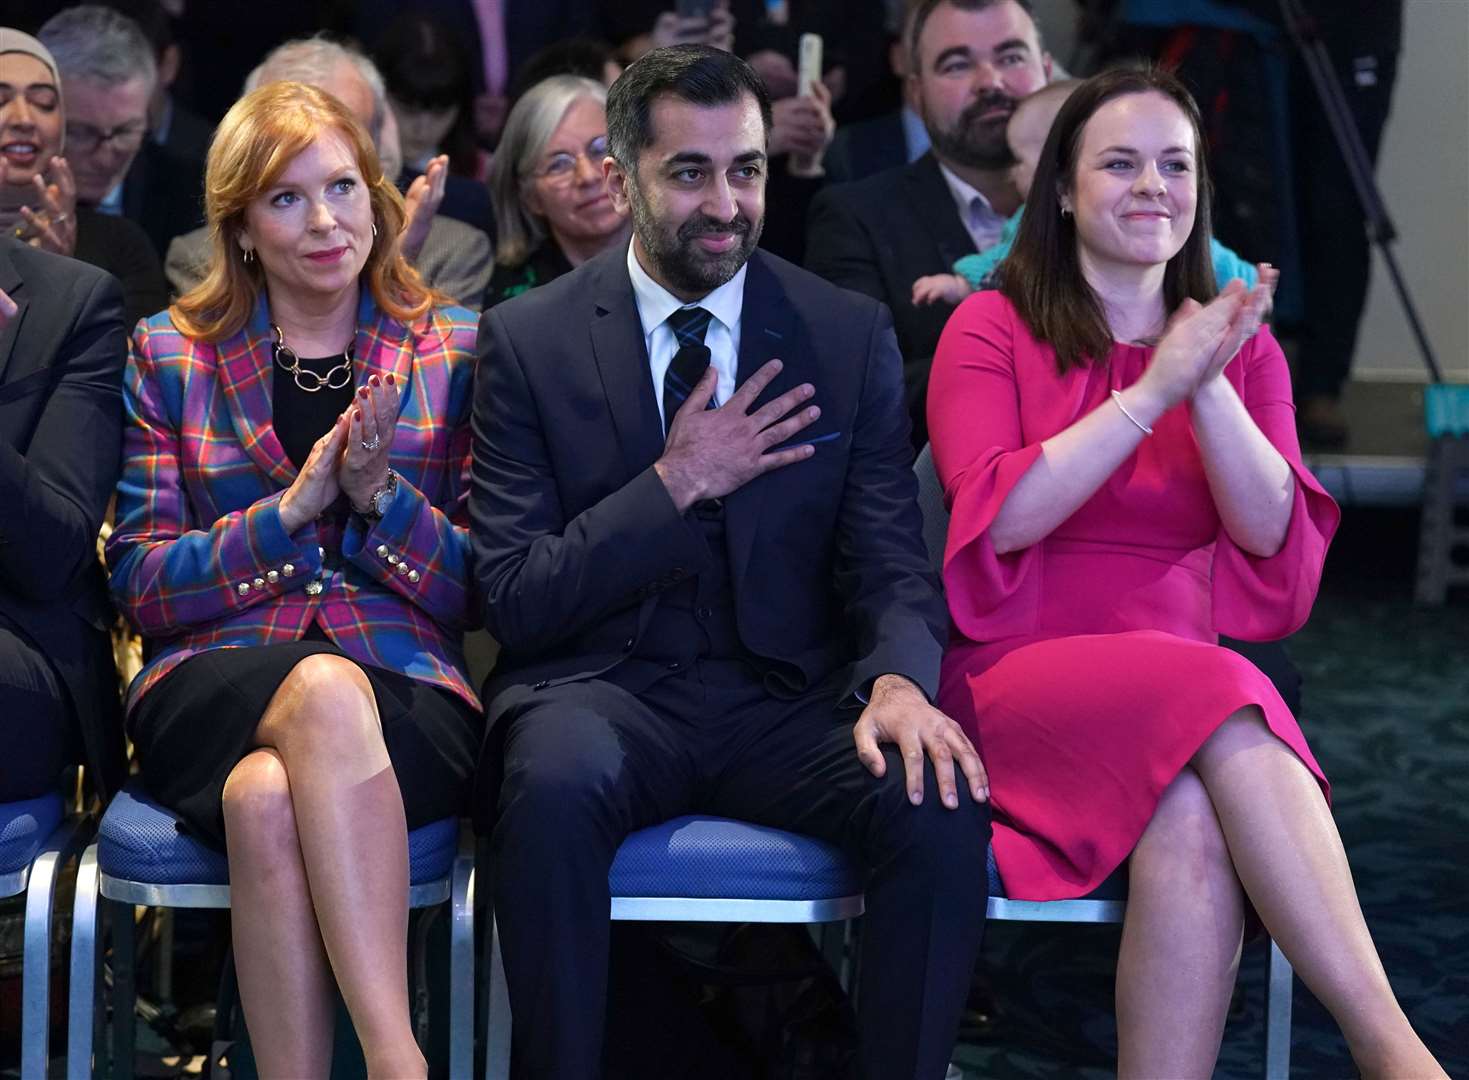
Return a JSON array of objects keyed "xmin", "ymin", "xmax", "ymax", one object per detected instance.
[{"xmin": 106, "ymin": 291, "xmax": 481, "ymax": 712}]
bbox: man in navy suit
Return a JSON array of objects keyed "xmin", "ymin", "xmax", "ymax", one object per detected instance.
[{"xmin": 471, "ymin": 44, "xmax": 989, "ymax": 1080}]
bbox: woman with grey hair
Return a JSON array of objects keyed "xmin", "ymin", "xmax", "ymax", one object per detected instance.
[{"xmin": 483, "ymin": 75, "xmax": 627, "ymax": 309}]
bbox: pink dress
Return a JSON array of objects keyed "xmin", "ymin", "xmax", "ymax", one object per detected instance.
[{"xmin": 929, "ymin": 291, "xmax": 1340, "ymax": 902}]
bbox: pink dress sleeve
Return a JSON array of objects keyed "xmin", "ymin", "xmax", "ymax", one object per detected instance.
[
  {"xmin": 1210, "ymin": 326, "xmax": 1341, "ymax": 640},
  {"xmin": 927, "ymin": 293, "xmax": 1045, "ymax": 641}
]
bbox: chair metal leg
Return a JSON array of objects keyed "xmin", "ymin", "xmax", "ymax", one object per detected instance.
[
  {"xmin": 448, "ymin": 847, "xmax": 475, "ymax": 1080},
  {"xmin": 410, "ymin": 906, "xmax": 436, "ymax": 1049},
  {"xmin": 1264, "ymin": 937, "xmax": 1293, "ymax": 1080},
  {"xmin": 22, "ymin": 819, "xmax": 86, "ymax": 1079},
  {"xmin": 67, "ymin": 842, "xmax": 102, "ymax": 1080},
  {"xmin": 112, "ymin": 899, "xmax": 137, "ymax": 1080},
  {"xmin": 483, "ymin": 912, "xmax": 512, "ymax": 1080}
]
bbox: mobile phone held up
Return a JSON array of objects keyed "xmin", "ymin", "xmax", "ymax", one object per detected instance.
[{"xmin": 797, "ymin": 32, "xmax": 823, "ymax": 98}]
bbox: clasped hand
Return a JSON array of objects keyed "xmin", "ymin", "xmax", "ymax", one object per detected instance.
[
  {"xmin": 1134, "ymin": 265, "xmax": 1279, "ymax": 415},
  {"xmin": 654, "ymin": 358, "xmax": 821, "ymax": 513},
  {"xmin": 279, "ymin": 375, "xmax": 400, "ymax": 534},
  {"xmin": 853, "ymin": 675, "xmax": 989, "ymax": 809}
]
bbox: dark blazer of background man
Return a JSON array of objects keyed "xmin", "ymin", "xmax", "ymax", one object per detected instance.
[
  {"xmin": 0, "ymin": 238, "xmax": 127, "ymax": 803},
  {"xmin": 470, "ymin": 45, "xmax": 989, "ymax": 1080},
  {"xmin": 806, "ymin": 0, "xmax": 1051, "ymax": 449}
]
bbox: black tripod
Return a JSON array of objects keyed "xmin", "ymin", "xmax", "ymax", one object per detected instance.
[{"xmin": 1277, "ymin": 0, "xmax": 1444, "ymax": 384}]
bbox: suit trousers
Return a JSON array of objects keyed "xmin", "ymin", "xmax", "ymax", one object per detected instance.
[
  {"xmin": 0, "ymin": 618, "xmax": 71, "ymax": 801},
  {"xmin": 483, "ymin": 659, "xmax": 991, "ymax": 1080}
]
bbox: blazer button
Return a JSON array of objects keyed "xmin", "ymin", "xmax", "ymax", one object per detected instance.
[
  {"xmin": 252, "ymin": 577, "xmax": 265, "ymax": 589},
  {"xmin": 375, "ymin": 544, "xmax": 389, "ymax": 558},
  {"xmin": 282, "ymin": 563, "xmax": 295, "ymax": 576},
  {"xmin": 696, "ymin": 606, "xmax": 712, "ymax": 620},
  {"xmin": 407, "ymin": 569, "xmax": 420, "ymax": 583},
  {"xmin": 387, "ymin": 553, "xmax": 400, "ymax": 565},
  {"xmin": 237, "ymin": 581, "xmax": 251, "ymax": 595},
  {"xmin": 623, "ymin": 637, "xmax": 635, "ymax": 651},
  {"xmin": 534, "ymin": 679, "xmax": 550, "ymax": 690},
  {"xmin": 266, "ymin": 570, "xmax": 280, "ymax": 584}
]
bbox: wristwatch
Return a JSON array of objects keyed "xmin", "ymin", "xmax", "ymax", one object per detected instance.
[{"xmin": 358, "ymin": 468, "xmax": 398, "ymax": 521}]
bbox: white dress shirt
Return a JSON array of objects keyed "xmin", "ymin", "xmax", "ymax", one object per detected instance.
[
  {"xmin": 936, "ymin": 162, "xmax": 1009, "ymax": 255},
  {"xmin": 627, "ymin": 240, "xmax": 746, "ymax": 431}
]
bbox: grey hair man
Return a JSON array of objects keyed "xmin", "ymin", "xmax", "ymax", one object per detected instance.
[
  {"xmin": 166, "ymin": 35, "xmax": 492, "ymax": 308},
  {"xmin": 37, "ymin": 5, "xmax": 158, "ymax": 208}
]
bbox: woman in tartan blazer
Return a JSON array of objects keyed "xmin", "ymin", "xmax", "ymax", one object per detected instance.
[{"xmin": 106, "ymin": 81, "xmax": 479, "ymax": 1079}]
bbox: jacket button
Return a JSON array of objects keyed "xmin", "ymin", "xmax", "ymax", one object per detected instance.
[
  {"xmin": 266, "ymin": 570, "xmax": 280, "ymax": 584},
  {"xmin": 376, "ymin": 544, "xmax": 389, "ymax": 558},
  {"xmin": 696, "ymin": 606, "xmax": 712, "ymax": 620},
  {"xmin": 534, "ymin": 679, "xmax": 550, "ymax": 690},
  {"xmin": 282, "ymin": 563, "xmax": 295, "ymax": 576},
  {"xmin": 237, "ymin": 581, "xmax": 251, "ymax": 595},
  {"xmin": 624, "ymin": 637, "xmax": 635, "ymax": 651}
]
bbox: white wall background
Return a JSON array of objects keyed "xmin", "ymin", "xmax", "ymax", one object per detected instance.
[
  {"xmin": 1030, "ymin": 0, "xmax": 1469, "ymax": 383},
  {"xmin": 1354, "ymin": 1, "xmax": 1468, "ymax": 382}
]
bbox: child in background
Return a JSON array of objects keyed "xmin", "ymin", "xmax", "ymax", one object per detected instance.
[{"xmin": 912, "ymin": 79, "xmax": 1260, "ymax": 307}]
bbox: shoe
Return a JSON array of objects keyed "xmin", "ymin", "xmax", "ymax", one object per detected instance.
[{"xmin": 1299, "ymin": 394, "xmax": 1349, "ymax": 448}]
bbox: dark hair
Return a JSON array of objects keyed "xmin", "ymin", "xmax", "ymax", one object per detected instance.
[
  {"xmin": 606, "ymin": 45, "xmax": 772, "ymax": 173},
  {"xmin": 908, "ymin": 0, "xmax": 1038, "ymax": 76},
  {"xmin": 1000, "ymin": 65, "xmax": 1218, "ymax": 374},
  {"xmin": 509, "ymin": 37, "xmax": 618, "ymax": 106},
  {"xmin": 370, "ymin": 11, "xmax": 478, "ymax": 177}
]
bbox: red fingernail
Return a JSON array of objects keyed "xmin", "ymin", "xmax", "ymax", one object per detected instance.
[
  {"xmin": 386, "ymin": 374, "xmax": 394, "ymax": 385},
  {"xmin": 370, "ymin": 375, "xmax": 380, "ymax": 386},
  {"xmin": 359, "ymin": 387, "xmax": 368, "ymax": 397}
]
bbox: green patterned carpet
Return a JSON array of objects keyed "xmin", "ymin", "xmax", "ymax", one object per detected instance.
[{"xmin": 955, "ymin": 509, "xmax": 1469, "ymax": 1078}]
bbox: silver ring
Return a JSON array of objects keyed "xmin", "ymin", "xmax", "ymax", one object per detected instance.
[
  {"xmin": 53, "ymin": 212, "xmax": 68, "ymax": 224},
  {"xmin": 360, "ymin": 436, "xmax": 381, "ymax": 452}
]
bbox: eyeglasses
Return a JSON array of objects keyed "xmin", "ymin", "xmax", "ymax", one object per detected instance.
[
  {"xmin": 65, "ymin": 121, "xmax": 147, "ymax": 154},
  {"xmin": 530, "ymin": 135, "xmax": 609, "ymax": 184}
]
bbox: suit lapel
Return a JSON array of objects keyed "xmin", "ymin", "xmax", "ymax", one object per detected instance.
[
  {"xmin": 725, "ymin": 252, "xmax": 796, "ymax": 587},
  {"xmin": 908, "ymin": 153, "xmax": 978, "ymax": 269},
  {"xmin": 215, "ymin": 296, "xmax": 296, "ymax": 487},
  {"xmin": 0, "ymin": 245, "xmax": 27, "ymax": 386},
  {"xmin": 587, "ymin": 250, "xmax": 664, "ymax": 478}
]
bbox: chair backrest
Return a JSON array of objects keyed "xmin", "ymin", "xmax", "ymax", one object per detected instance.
[{"xmin": 912, "ymin": 443, "xmax": 949, "ymax": 576}]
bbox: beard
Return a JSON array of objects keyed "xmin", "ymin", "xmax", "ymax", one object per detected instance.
[
  {"xmin": 627, "ymin": 179, "xmax": 762, "ymax": 297},
  {"xmin": 926, "ymin": 90, "xmax": 1019, "ymax": 171}
]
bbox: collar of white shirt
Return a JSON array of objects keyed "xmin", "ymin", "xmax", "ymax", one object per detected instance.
[
  {"xmin": 626, "ymin": 238, "xmax": 747, "ymax": 345},
  {"xmin": 935, "ymin": 161, "xmax": 1007, "ymax": 251}
]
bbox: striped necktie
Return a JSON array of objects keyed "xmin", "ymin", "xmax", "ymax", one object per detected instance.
[{"xmin": 663, "ymin": 306, "xmax": 714, "ymax": 436}]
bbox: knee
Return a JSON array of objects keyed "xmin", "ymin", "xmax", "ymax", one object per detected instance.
[
  {"xmin": 1134, "ymin": 768, "xmax": 1232, "ymax": 885},
  {"xmin": 872, "ymin": 750, "xmax": 990, "ymax": 881},
  {"xmin": 221, "ymin": 750, "xmax": 298, "ymax": 852},
  {"xmin": 265, "ymin": 653, "xmax": 380, "ymax": 751}
]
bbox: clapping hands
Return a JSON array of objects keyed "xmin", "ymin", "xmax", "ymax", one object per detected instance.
[
  {"xmin": 1136, "ymin": 264, "xmax": 1277, "ymax": 413},
  {"xmin": 278, "ymin": 375, "xmax": 401, "ymax": 533},
  {"xmin": 14, "ymin": 157, "xmax": 77, "ymax": 257}
]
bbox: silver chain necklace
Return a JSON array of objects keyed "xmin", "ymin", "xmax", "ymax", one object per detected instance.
[{"xmin": 272, "ymin": 323, "xmax": 354, "ymax": 392}]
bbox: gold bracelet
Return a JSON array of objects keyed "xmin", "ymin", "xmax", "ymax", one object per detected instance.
[{"xmin": 1111, "ymin": 389, "xmax": 1154, "ymax": 436}]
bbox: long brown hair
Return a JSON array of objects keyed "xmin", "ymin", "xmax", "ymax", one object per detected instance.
[
  {"xmin": 171, "ymin": 81, "xmax": 437, "ymax": 342},
  {"xmin": 1000, "ymin": 65, "xmax": 1218, "ymax": 373}
]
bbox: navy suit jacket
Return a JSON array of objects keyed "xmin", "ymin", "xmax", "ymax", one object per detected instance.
[
  {"xmin": 0, "ymin": 238, "xmax": 127, "ymax": 800},
  {"xmin": 469, "ymin": 245, "xmax": 945, "ymax": 716},
  {"xmin": 805, "ymin": 153, "xmax": 977, "ymax": 449}
]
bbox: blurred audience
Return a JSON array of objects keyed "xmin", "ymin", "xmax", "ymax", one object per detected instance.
[
  {"xmin": 484, "ymin": 74, "xmax": 626, "ymax": 309},
  {"xmin": 806, "ymin": 0, "xmax": 1050, "ymax": 449},
  {"xmin": 107, "ymin": 79, "xmax": 481, "ymax": 1080},
  {"xmin": 350, "ymin": 0, "xmax": 608, "ymax": 146},
  {"xmin": 370, "ymin": 10, "xmax": 490, "ymax": 187},
  {"xmin": 0, "ymin": 231, "xmax": 127, "ymax": 806},
  {"xmin": 822, "ymin": 0, "xmax": 931, "ymax": 184},
  {"xmin": 508, "ymin": 36, "xmax": 623, "ymax": 104},
  {"xmin": 166, "ymin": 36, "xmax": 493, "ymax": 308},
  {"xmin": 96, "ymin": 0, "xmax": 212, "ymax": 257},
  {"xmin": 3, "ymin": 21, "xmax": 166, "ymax": 328}
]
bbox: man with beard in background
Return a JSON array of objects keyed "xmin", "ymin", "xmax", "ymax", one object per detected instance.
[
  {"xmin": 805, "ymin": 0, "xmax": 1050, "ymax": 450},
  {"xmin": 470, "ymin": 43, "xmax": 991, "ymax": 1078}
]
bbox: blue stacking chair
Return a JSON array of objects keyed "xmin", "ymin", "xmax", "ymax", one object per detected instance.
[
  {"xmin": 482, "ymin": 815, "xmax": 865, "ymax": 1079},
  {"xmin": 914, "ymin": 443, "xmax": 1295, "ymax": 1079},
  {"xmin": 66, "ymin": 780, "xmax": 475, "ymax": 1079},
  {"xmin": 2, "ymin": 791, "xmax": 88, "ymax": 1078}
]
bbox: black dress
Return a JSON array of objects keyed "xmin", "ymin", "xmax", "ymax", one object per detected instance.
[
  {"xmin": 128, "ymin": 352, "xmax": 479, "ymax": 849},
  {"xmin": 482, "ymin": 239, "xmax": 572, "ymax": 311}
]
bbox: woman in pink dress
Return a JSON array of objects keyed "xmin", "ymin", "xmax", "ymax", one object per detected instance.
[{"xmin": 929, "ymin": 67, "xmax": 1443, "ymax": 1079}]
